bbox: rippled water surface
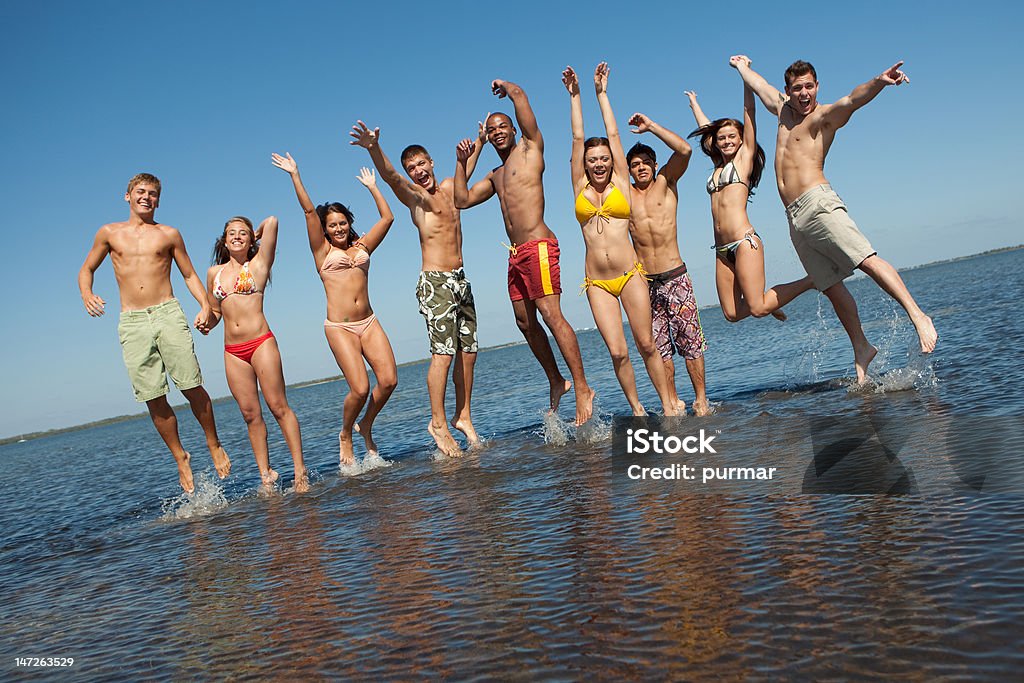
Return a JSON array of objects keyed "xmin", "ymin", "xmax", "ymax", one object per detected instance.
[{"xmin": 2, "ymin": 250, "xmax": 1022, "ymax": 679}]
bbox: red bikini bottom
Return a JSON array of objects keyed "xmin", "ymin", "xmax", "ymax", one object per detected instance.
[{"xmin": 224, "ymin": 330, "xmax": 275, "ymax": 364}]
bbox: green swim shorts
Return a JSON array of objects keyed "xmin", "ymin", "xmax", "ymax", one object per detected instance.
[
  {"xmin": 117, "ymin": 298, "xmax": 203, "ymax": 402},
  {"xmin": 415, "ymin": 267, "xmax": 479, "ymax": 355}
]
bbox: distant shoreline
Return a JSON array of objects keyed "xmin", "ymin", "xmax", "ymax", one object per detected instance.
[{"xmin": 3, "ymin": 244, "xmax": 1020, "ymax": 446}]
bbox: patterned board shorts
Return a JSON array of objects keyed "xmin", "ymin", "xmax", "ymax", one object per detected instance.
[
  {"xmin": 416, "ymin": 267, "xmax": 479, "ymax": 355},
  {"xmin": 647, "ymin": 265, "xmax": 707, "ymax": 361}
]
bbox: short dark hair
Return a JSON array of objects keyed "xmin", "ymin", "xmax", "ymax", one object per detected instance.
[
  {"xmin": 626, "ymin": 142, "xmax": 656, "ymax": 166},
  {"xmin": 785, "ymin": 60, "xmax": 817, "ymax": 87},
  {"xmin": 400, "ymin": 144, "xmax": 431, "ymax": 166}
]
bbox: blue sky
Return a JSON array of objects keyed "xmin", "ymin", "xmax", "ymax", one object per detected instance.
[{"xmin": 1, "ymin": 0, "xmax": 1020, "ymax": 437}]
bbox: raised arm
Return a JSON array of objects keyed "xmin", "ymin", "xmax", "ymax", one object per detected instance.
[
  {"xmin": 454, "ymin": 139, "xmax": 495, "ymax": 209},
  {"xmin": 594, "ymin": 62, "xmax": 628, "ymax": 182},
  {"xmin": 562, "ymin": 66, "xmax": 586, "ymax": 190},
  {"xmin": 271, "ymin": 152, "xmax": 329, "ymax": 261},
  {"xmin": 731, "ymin": 55, "xmax": 785, "ymax": 116},
  {"xmin": 251, "ymin": 215, "xmax": 279, "ymax": 273},
  {"xmin": 492, "ymin": 79, "xmax": 543, "ymax": 148},
  {"xmin": 628, "ymin": 112, "xmax": 692, "ymax": 184},
  {"xmin": 354, "ymin": 168, "xmax": 394, "ymax": 254},
  {"xmin": 685, "ymin": 90, "xmax": 711, "ymax": 128},
  {"xmin": 825, "ymin": 61, "xmax": 909, "ymax": 130},
  {"xmin": 78, "ymin": 226, "xmax": 111, "ymax": 316},
  {"xmin": 460, "ymin": 120, "xmax": 489, "ymax": 181},
  {"xmin": 349, "ymin": 121, "xmax": 423, "ymax": 208},
  {"xmin": 170, "ymin": 229, "xmax": 214, "ymax": 333}
]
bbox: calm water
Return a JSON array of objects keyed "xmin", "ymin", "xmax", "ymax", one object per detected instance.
[{"xmin": 2, "ymin": 250, "xmax": 1022, "ymax": 680}]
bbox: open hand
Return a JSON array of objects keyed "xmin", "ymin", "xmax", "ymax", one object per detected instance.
[
  {"xmin": 594, "ymin": 62, "xmax": 609, "ymax": 93},
  {"xmin": 349, "ymin": 120, "xmax": 380, "ymax": 148},
  {"xmin": 356, "ymin": 167, "xmax": 376, "ymax": 188},
  {"xmin": 561, "ymin": 66, "xmax": 579, "ymax": 95},
  {"xmin": 271, "ymin": 152, "xmax": 298, "ymax": 174},
  {"xmin": 82, "ymin": 293, "xmax": 105, "ymax": 317}
]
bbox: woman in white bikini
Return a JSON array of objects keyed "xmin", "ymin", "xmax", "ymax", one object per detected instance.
[
  {"xmin": 686, "ymin": 57, "xmax": 813, "ymax": 322},
  {"xmin": 272, "ymin": 153, "xmax": 398, "ymax": 467},
  {"xmin": 563, "ymin": 63, "xmax": 677, "ymax": 416},
  {"xmin": 207, "ymin": 215, "xmax": 308, "ymax": 492}
]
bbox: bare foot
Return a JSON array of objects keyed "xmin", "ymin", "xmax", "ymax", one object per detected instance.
[
  {"xmin": 675, "ymin": 399, "xmax": 688, "ymax": 415},
  {"xmin": 338, "ymin": 430, "xmax": 356, "ymax": 467},
  {"xmin": 575, "ymin": 386, "xmax": 596, "ymax": 426},
  {"xmin": 771, "ymin": 309, "xmax": 788, "ymax": 321},
  {"xmin": 550, "ymin": 378, "xmax": 572, "ymax": 412},
  {"xmin": 451, "ymin": 416, "xmax": 481, "ymax": 447},
  {"xmin": 210, "ymin": 444, "xmax": 231, "ymax": 479},
  {"xmin": 854, "ymin": 344, "xmax": 878, "ymax": 384},
  {"xmin": 293, "ymin": 470, "xmax": 310, "ymax": 493},
  {"xmin": 912, "ymin": 314, "xmax": 937, "ymax": 353},
  {"xmin": 354, "ymin": 420, "xmax": 379, "ymax": 456},
  {"xmin": 428, "ymin": 421, "xmax": 462, "ymax": 457},
  {"xmin": 632, "ymin": 404, "xmax": 648, "ymax": 417},
  {"xmin": 261, "ymin": 468, "xmax": 279, "ymax": 488},
  {"xmin": 691, "ymin": 398, "xmax": 710, "ymax": 417},
  {"xmin": 177, "ymin": 451, "xmax": 195, "ymax": 494}
]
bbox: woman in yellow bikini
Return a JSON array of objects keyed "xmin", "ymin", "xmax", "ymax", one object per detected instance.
[
  {"xmin": 686, "ymin": 59, "xmax": 813, "ymax": 322},
  {"xmin": 562, "ymin": 63, "xmax": 677, "ymax": 416},
  {"xmin": 272, "ymin": 153, "xmax": 398, "ymax": 467},
  {"xmin": 207, "ymin": 215, "xmax": 308, "ymax": 492}
]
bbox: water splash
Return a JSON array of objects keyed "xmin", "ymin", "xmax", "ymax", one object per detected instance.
[
  {"xmin": 576, "ymin": 414, "xmax": 611, "ymax": 443},
  {"xmin": 540, "ymin": 411, "xmax": 570, "ymax": 446},
  {"xmin": 159, "ymin": 472, "xmax": 229, "ymax": 521},
  {"xmin": 339, "ymin": 450, "xmax": 395, "ymax": 476}
]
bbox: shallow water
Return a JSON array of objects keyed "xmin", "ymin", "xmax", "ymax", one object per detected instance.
[{"xmin": 1, "ymin": 250, "xmax": 1022, "ymax": 679}]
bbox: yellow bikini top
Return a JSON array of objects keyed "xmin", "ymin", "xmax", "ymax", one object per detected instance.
[{"xmin": 574, "ymin": 184, "xmax": 630, "ymax": 225}]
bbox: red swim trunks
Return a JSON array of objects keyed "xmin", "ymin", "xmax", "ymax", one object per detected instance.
[
  {"xmin": 224, "ymin": 330, "xmax": 275, "ymax": 364},
  {"xmin": 507, "ymin": 238, "xmax": 562, "ymax": 302}
]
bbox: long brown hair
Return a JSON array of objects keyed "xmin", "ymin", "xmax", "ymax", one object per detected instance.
[
  {"xmin": 212, "ymin": 216, "xmax": 259, "ymax": 265},
  {"xmin": 688, "ymin": 119, "xmax": 765, "ymax": 192}
]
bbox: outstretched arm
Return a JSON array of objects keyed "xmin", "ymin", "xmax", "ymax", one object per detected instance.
[
  {"xmin": 350, "ymin": 121, "xmax": 423, "ymax": 208},
  {"xmin": 79, "ymin": 227, "xmax": 110, "ymax": 317},
  {"xmin": 271, "ymin": 152, "xmax": 328, "ymax": 260},
  {"xmin": 685, "ymin": 90, "xmax": 712, "ymax": 128},
  {"xmin": 825, "ymin": 61, "xmax": 909, "ymax": 130},
  {"xmin": 492, "ymin": 79, "xmax": 543, "ymax": 148},
  {"xmin": 562, "ymin": 66, "xmax": 586, "ymax": 190},
  {"xmin": 171, "ymin": 230, "xmax": 214, "ymax": 333},
  {"xmin": 629, "ymin": 112, "xmax": 692, "ymax": 184},
  {"xmin": 355, "ymin": 168, "xmax": 395, "ymax": 254},
  {"xmin": 594, "ymin": 62, "xmax": 629, "ymax": 183},
  {"xmin": 454, "ymin": 138, "xmax": 495, "ymax": 209},
  {"xmin": 731, "ymin": 55, "xmax": 785, "ymax": 116}
]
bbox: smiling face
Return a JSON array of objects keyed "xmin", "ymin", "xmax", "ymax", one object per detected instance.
[
  {"xmin": 628, "ymin": 152, "xmax": 656, "ymax": 187},
  {"xmin": 224, "ymin": 220, "xmax": 253, "ymax": 255},
  {"xmin": 584, "ymin": 143, "xmax": 613, "ymax": 185},
  {"xmin": 403, "ymin": 153, "xmax": 436, "ymax": 192},
  {"xmin": 125, "ymin": 182, "xmax": 160, "ymax": 216},
  {"xmin": 714, "ymin": 123, "xmax": 743, "ymax": 160},
  {"xmin": 785, "ymin": 73, "xmax": 819, "ymax": 116},
  {"xmin": 324, "ymin": 211, "xmax": 352, "ymax": 248},
  {"xmin": 485, "ymin": 113, "xmax": 516, "ymax": 151}
]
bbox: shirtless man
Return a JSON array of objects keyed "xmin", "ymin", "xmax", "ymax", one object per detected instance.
[
  {"xmin": 350, "ymin": 120, "xmax": 486, "ymax": 456},
  {"xmin": 79, "ymin": 173, "xmax": 231, "ymax": 493},
  {"xmin": 454, "ymin": 79, "xmax": 595, "ymax": 426},
  {"xmin": 733, "ymin": 56, "xmax": 937, "ymax": 381},
  {"xmin": 625, "ymin": 113, "xmax": 709, "ymax": 416}
]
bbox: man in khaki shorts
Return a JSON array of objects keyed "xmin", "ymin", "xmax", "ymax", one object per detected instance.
[
  {"xmin": 79, "ymin": 173, "xmax": 231, "ymax": 493},
  {"xmin": 734, "ymin": 56, "xmax": 936, "ymax": 382}
]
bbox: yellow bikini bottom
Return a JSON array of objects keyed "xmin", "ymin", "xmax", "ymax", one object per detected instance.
[{"xmin": 580, "ymin": 262, "xmax": 646, "ymax": 298}]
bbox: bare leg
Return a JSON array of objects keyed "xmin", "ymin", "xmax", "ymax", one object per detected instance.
[
  {"xmin": 181, "ymin": 385, "xmax": 231, "ymax": 479},
  {"xmin": 325, "ymin": 326, "xmax": 371, "ymax": 466},
  {"xmin": 145, "ymin": 395, "xmax": 194, "ymax": 493},
  {"xmin": 858, "ymin": 255, "xmax": 937, "ymax": 353},
  {"xmin": 512, "ymin": 298, "xmax": 572, "ymax": 412},
  {"xmin": 728, "ymin": 241, "xmax": 816, "ymax": 321},
  {"xmin": 684, "ymin": 356, "xmax": 709, "ymax": 416},
  {"xmin": 451, "ymin": 350, "xmax": 481, "ymax": 446},
  {"xmin": 620, "ymin": 277, "xmax": 678, "ymax": 416},
  {"xmin": 823, "ymin": 282, "xmax": 878, "ymax": 383},
  {"xmin": 224, "ymin": 351, "xmax": 277, "ymax": 487},
  {"xmin": 250, "ymin": 339, "xmax": 307, "ymax": 492},
  {"xmin": 534, "ymin": 295, "xmax": 595, "ymax": 425},
  {"xmin": 357, "ymin": 320, "xmax": 399, "ymax": 456},
  {"xmin": 425, "ymin": 352, "xmax": 460, "ymax": 456},
  {"xmin": 662, "ymin": 359, "xmax": 684, "ymax": 413},
  {"xmin": 588, "ymin": 286, "xmax": 645, "ymax": 415}
]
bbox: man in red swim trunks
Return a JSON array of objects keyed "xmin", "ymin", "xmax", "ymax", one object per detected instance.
[{"xmin": 455, "ymin": 78, "xmax": 594, "ymax": 425}]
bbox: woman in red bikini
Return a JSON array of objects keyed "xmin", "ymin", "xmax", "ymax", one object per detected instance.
[
  {"xmin": 272, "ymin": 154, "xmax": 398, "ymax": 468},
  {"xmin": 562, "ymin": 63, "xmax": 677, "ymax": 416},
  {"xmin": 207, "ymin": 215, "xmax": 308, "ymax": 492}
]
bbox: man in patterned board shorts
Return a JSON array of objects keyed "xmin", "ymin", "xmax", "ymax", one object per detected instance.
[
  {"xmin": 626, "ymin": 121, "xmax": 709, "ymax": 415},
  {"xmin": 78, "ymin": 173, "xmax": 231, "ymax": 494},
  {"xmin": 351, "ymin": 121, "xmax": 483, "ymax": 455},
  {"xmin": 734, "ymin": 56, "xmax": 936, "ymax": 382}
]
